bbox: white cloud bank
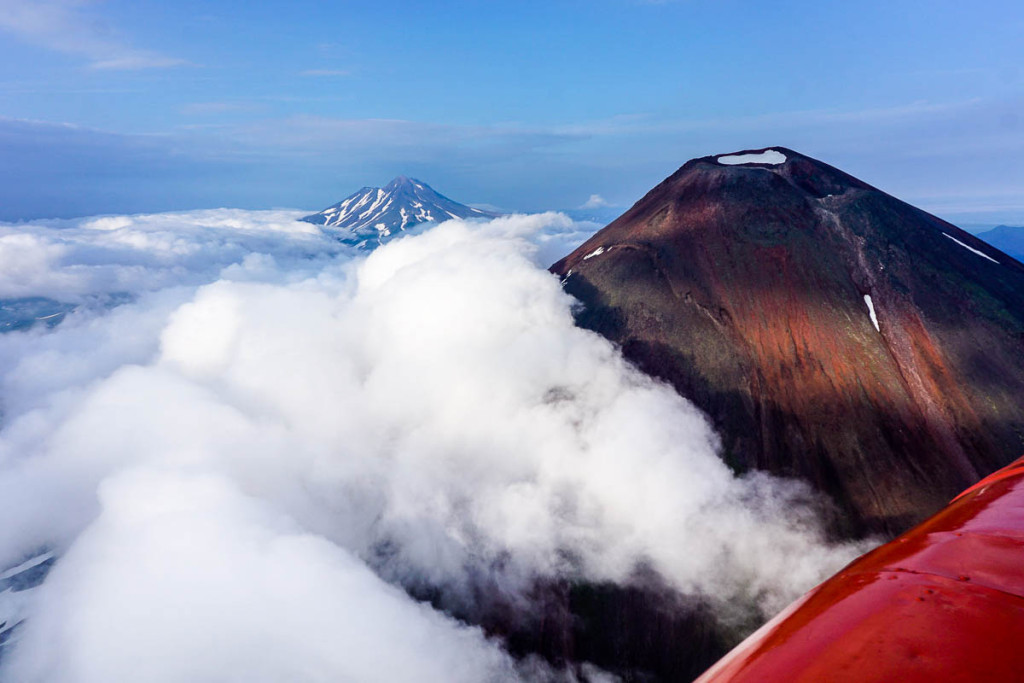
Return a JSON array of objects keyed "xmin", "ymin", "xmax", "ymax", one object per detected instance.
[{"xmin": 0, "ymin": 210, "xmax": 869, "ymax": 681}]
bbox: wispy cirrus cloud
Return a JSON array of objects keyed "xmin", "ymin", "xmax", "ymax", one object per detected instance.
[
  {"xmin": 217, "ymin": 115, "xmax": 586, "ymax": 162},
  {"xmin": 549, "ymin": 98, "xmax": 992, "ymax": 138},
  {"xmin": 0, "ymin": 0, "xmax": 186, "ymax": 70},
  {"xmin": 0, "ymin": 117, "xmax": 245, "ymax": 219},
  {"xmin": 180, "ymin": 101, "xmax": 263, "ymax": 116},
  {"xmin": 2, "ymin": 90, "xmax": 1023, "ymax": 222},
  {"xmin": 300, "ymin": 69, "xmax": 351, "ymax": 77}
]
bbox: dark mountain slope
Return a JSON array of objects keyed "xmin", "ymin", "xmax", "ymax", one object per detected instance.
[{"xmin": 553, "ymin": 148, "xmax": 1024, "ymax": 538}]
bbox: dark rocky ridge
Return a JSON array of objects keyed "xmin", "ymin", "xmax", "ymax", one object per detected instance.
[
  {"xmin": 407, "ymin": 571, "xmax": 735, "ymax": 681},
  {"xmin": 553, "ymin": 147, "xmax": 1024, "ymax": 539}
]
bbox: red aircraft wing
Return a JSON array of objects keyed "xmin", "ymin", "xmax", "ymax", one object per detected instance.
[{"xmin": 697, "ymin": 455, "xmax": 1024, "ymax": 683}]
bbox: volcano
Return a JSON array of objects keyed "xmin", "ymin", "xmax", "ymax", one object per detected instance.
[
  {"xmin": 302, "ymin": 176, "xmax": 498, "ymax": 249},
  {"xmin": 553, "ymin": 147, "xmax": 1024, "ymax": 538}
]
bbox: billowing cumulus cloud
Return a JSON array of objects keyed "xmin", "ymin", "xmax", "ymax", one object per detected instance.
[
  {"xmin": 4, "ymin": 470, "xmax": 524, "ymax": 683},
  {"xmin": 580, "ymin": 194, "xmax": 610, "ymax": 209},
  {"xmin": 0, "ymin": 210, "xmax": 870, "ymax": 680}
]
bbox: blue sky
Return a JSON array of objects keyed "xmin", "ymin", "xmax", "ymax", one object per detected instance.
[{"xmin": 0, "ymin": 0, "xmax": 1022, "ymax": 224}]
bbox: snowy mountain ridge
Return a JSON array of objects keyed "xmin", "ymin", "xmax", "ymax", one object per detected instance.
[{"xmin": 301, "ymin": 176, "xmax": 498, "ymax": 249}]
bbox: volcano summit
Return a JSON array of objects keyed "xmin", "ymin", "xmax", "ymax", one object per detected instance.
[{"xmin": 554, "ymin": 147, "xmax": 1024, "ymax": 538}]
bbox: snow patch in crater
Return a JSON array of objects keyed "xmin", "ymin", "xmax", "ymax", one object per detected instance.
[{"xmin": 718, "ymin": 150, "xmax": 787, "ymax": 166}]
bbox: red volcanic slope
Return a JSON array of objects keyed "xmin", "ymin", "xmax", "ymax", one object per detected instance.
[
  {"xmin": 553, "ymin": 147, "xmax": 1024, "ymax": 538},
  {"xmin": 695, "ymin": 453, "xmax": 1024, "ymax": 683}
]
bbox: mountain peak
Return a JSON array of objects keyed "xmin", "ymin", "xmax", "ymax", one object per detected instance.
[
  {"xmin": 301, "ymin": 177, "xmax": 499, "ymax": 249},
  {"xmin": 620, "ymin": 147, "xmax": 875, "ymax": 223},
  {"xmin": 384, "ymin": 175, "xmax": 420, "ymax": 190},
  {"xmin": 553, "ymin": 148, "xmax": 1024, "ymax": 538}
]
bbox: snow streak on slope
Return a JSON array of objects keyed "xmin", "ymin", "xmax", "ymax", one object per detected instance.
[
  {"xmin": 302, "ymin": 176, "xmax": 498, "ymax": 249},
  {"xmin": 864, "ymin": 294, "xmax": 880, "ymax": 332},
  {"xmin": 0, "ymin": 211, "xmax": 867, "ymax": 682},
  {"xmin": 943, "ymin": 232, "xmax": 1000, "ymax": 264}
]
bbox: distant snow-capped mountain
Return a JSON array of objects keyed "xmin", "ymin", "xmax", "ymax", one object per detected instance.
[{"xmin": 301, "ymin": 176, "xmax": 499, "ymax": 249}]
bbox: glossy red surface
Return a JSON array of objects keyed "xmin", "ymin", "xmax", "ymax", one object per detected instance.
[{"xmin": 696, "ymin": 455, "xmax": 1024, "ymax": 683}]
